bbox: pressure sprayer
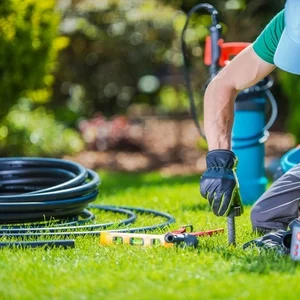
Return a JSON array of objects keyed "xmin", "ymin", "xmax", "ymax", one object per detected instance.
[{"xmin": 181, "ymin": 3, "xmax": 278, "ymax": 245}]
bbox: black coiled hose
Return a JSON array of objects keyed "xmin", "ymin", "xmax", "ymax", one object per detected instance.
[
  {"xmin": 0, "ymin": 157, "xmax": 100, "ymax": 223},
  {"xmin": 0, "ymin": 158, "xmax": 175, "ymax": 247}
]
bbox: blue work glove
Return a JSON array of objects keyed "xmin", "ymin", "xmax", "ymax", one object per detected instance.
[{"xmin": 200, "ymin": 149, "xmax": 243, "ymax": 217}]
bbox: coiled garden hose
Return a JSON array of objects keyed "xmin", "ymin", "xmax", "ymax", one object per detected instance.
[{"xmin": 0, "ymin": 158, "xmax": 176, "ymax": 248}]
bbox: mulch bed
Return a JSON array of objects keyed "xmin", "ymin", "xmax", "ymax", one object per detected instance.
[{"xmin": 65, "ymin": 117, "xmax": 295, "ymax": 176}]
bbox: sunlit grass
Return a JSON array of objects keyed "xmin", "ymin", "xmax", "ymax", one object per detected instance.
[{"xmin": 0, "ymin": 171, "xmax": 298, "ymax": 300}]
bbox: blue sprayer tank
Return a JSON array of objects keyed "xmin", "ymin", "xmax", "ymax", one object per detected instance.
[
  {"xmin": 232, "ymin": 83, "xmax": 273, "ymax": 205},
  {"xmin": 280, "ymin": 146, "xmax": 300, "ymax": 173}
]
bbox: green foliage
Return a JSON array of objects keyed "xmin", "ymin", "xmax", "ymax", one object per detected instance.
[
  {"xmin": 0, "ymin": 0, "xmax": 68, "ymax": 118},
  {"xmin": 0, "ymin": 100, "xmax": 84, "ymax": 156},
  {"xmin": 0, "ymin": 171, "xmax": 299, "ymax": 299},
  {"xmin": 0, "ymin": 0, "xmax": 80, "ymax": 157},
  {"xmin": 52, "ymin": 0, "xmax": 290, "ymax": 121},
  {"xmin": 276, "ymin": 71, "xmax": 300, "ymax": 141},
  {"xmin": 196, "ymin": 135, "xmax": 208, "ymax": 151},
  {"xmin": 157, "ymin": 85, "xmax": 195, "ymax": 114},
  {"xmin": 53, "ymin": 0, "xmax": 210, "ymax": 117}
]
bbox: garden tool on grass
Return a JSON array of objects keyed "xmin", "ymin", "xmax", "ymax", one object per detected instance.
[{"xmin": 99, "ymin": 225, "xmax": 224, "ymax": 248}]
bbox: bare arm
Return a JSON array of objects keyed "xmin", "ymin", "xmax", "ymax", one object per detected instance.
[{"xmin": 204, "ymin": 45, "xmax": 276, "ymax": 150}]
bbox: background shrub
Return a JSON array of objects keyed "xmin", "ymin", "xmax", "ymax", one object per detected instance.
[{"xmin": 0, "ymin": 0, "xmax": 83, "ymax": 156}]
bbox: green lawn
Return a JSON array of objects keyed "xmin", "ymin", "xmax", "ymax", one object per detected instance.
[{"xmin": 0, "ymin": 171, "xmax": 299, "ymax": 300}]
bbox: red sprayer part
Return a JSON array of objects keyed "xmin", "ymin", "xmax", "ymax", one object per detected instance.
[{"xmin": 204, "ymin": 36, "xmax": 250, "ymax": 67}]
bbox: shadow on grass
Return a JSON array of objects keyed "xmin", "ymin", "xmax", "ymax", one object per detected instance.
[
  {"xmin": 196, "ymin": 245, "xmax": 299, "ymax": 275},
  {"xmin": 181, "ymin": 203, "xmax": 210, "ymax": 212},
  {"xmin": 206, "ymin": 245, "xmax": 299, "ymax": 274},
  {"xmin": 231, "ymin": 252, "xmax": 298, "ymax": 274},
  {"xmin": 97, "ymin": 171, "xmax": 199, "ymax": 197}
]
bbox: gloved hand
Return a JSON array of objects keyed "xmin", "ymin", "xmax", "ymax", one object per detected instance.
[
  {"xmin": 200, "ymin": 149, "xmax": 243, "ymax": 217},
  {"xmin": 243, "ymin": 219, "xmax": 300, "ymax": 255}
]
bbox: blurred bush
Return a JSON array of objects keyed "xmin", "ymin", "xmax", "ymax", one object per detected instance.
[
  {"xmin": 52, "ymin": 0, "xmax": 290, "ymax": 130},
  {"xmin": 0, "ymin": 0, "xmax": 68, "ymax": 116},
  {"xmin": 0, "ymin": 99, "xmax": 84, "ymax": 156},
  {"xmin": 0, "ymin": 0, "xmax": 290, "ymax": 157},
  {"xmin": 0, "ymin": 0, "xmax": 84, "ymax": 156},
  {"xmin": 53, "ymin": 0, "xmax": 211, "ymax": 119}
]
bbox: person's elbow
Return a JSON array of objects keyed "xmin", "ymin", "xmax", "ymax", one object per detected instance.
[{"xmin": 204, "ymin": 73, "xmax": 239, "ymax": 102}]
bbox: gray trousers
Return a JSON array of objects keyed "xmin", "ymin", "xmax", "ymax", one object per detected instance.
[{"xmin": 251, "ymin": 163, "xmax": 300, "ymax": 232}]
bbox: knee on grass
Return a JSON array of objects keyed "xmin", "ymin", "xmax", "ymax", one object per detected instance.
[{"xmin": 250, "ymin": 205, "xmax": 290, "ymax": 233}]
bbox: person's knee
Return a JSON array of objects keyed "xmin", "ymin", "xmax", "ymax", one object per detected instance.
[
  {"xmin": 250, "ymin": 203, "xmax": 288, "ymax": 232},
  {"xmin": 250, "ymin": 204, "xmax": 267, "ymax": 232}
]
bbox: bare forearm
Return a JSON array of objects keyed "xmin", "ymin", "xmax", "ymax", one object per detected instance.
[
  {"xmin": 203, "ymin": 45, "xmax": 275, "ymax": 151},
  {"xmin": 204, "ymin": 78, "xmax": 238, "ymax": 150}
]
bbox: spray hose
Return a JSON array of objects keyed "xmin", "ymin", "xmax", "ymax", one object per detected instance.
[{"xmin": 181, "ymin": 3, "xmax": 220, "ymax": 138}]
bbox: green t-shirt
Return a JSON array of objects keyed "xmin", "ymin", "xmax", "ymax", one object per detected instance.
[{"xmin": 253, "ymin": 10, "xmax": 285, "ymax": 64}]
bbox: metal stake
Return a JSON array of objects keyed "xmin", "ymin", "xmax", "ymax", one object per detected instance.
[{"xmin": 227, "ymin": 206, "xmax": 241, "ymax": 246}]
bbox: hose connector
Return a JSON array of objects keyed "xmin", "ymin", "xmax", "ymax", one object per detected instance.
[{"xmin": 164, "ymin": 233, "xmax": 199, "ymax": 248}]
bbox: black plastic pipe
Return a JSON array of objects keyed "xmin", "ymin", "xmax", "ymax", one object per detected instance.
[{"xmin": 0, "ymin": 158, "xmax": 176, "ymax": 248}]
